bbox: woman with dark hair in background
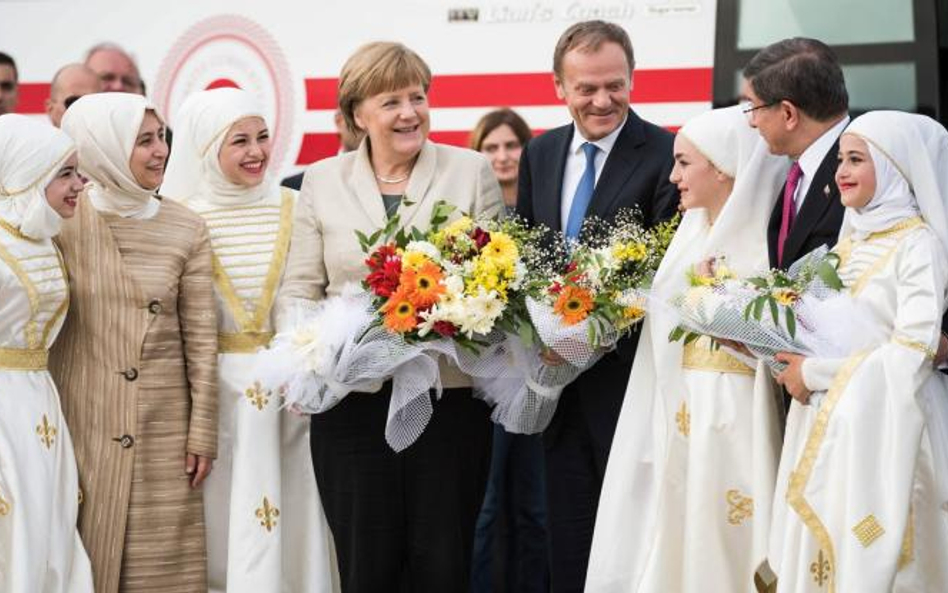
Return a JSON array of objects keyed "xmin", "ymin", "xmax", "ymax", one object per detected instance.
[{"xmin": 469, "ymin": 108, "xmax": 549, "ymax": 593}]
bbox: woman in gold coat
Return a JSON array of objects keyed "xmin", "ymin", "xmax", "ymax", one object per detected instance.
[{"xmin": 50, "ymin": 92, "xmax": 218, "ymax": 593}]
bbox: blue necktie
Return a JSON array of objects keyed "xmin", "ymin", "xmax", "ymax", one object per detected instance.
[{"xmin": 565, "ymin": 142, "xmax": 598, "ymax": 240}]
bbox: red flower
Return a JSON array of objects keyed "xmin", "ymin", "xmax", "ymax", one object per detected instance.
[
  {"xmin": 548, "ymin": 281, "xmax": 563, "ymax": 295},
  {"xmin": 366, "ymin": 258, "xmax": 402, "ymax": 297},
  {"xmin": 471, "ymin": 227, "xmax": 491, "ymax": 249},
  {"xmin": 564, "ymin": 261, "xmax": 578, "ymax": 274},
  {"xmin": 366, "ymin": 243, "xmax": 398, "ymax": 271},
  {"xmin": 432, "ymin": 321, "xmax": 458, "ymax": 337}
]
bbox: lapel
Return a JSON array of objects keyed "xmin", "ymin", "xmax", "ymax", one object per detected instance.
[
  {"xmin": 781, "ymin": 141, "xmax": 840, "ymax": 265},
  {"xmin": 349, "ymin": 142, "xmax": 389, "ymax": 230},
  {"xmin": 398, "ymin": 141, "xmax": 438, "ymax": 227},
  {"xmin": 586, "ymin": 110, "xmax": 646, "ymax": 219},
  {"xmin": 537, "ymin": 125, "xmax": 573, "ymax": 232},
  {"xmin": 82, "ymin": 195, "xmax": 146, "ymax": 306}
]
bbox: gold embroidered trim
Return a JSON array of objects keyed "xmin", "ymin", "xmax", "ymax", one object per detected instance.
[
  {"xmin": 218, "ymin": 331, "xmax": 274, "ymax": 353},
  {"xmin": 0, "ymin": 494, "xmax": 10, "ymax": 516},
  {"xmin": 898, "ymin": 505, "xmax": 915, "ymax": 570},
  {"xmin": 675, "ymin": 401, "xmax": 690, "ymax": 437},
  {"xmin": 835, "ymin": 217, "xmax": 924, "ymax": 296},
  {"xmin": 726, "ymin": 489, "xmax": 753, "ymax": 525},
  {"xmin": 0, "ymin": 241, "xmax": 41, "ymax": 347},
  {"xmin": 40, "ymin": 247, "xmax": 69, "ymax": 346},
  {"xmin": 207, "ymin": 218, "xmax": 281, "ymax": 230},
  {"xmin": 852, "ymin": 514, "xmax": 885, "ymax": 547},
  {"xmin": 0, "ymin": 218, "xmax": 39, "ymax": 242},
  {"xmin": 202, "ymin": 202, "xmax": 285, "ymax": 215},
  {"xmin": 0, "ymin": 347, "xmax": 48, "ymax": 370},
  {"xmin": 36, "ymin": 413, "xmax": 57, "ymax": 448},
  {"xmin": 245, "ymin": 380, "xmax": 271, "ymax": 410},
  {"xmin": 210, "ymin": 190, "xmax": 293, "ymax": 336},
  {"xmin": 810, "ymin": 549, "xmax": 831, "ymax": 588},
  {"xmin": 682, "ymin": 339, "xmax": 754, "ymax": 375},
  {"xmin": 255, "ymin": 495, "xmax": 280, "ymax": 532},
  {"xmin": 788, "ymin": 351, "xmax": 868, "ymax": 593},
  {"xmin": 892, "ymin": 335, "xmax": 936, "ymax": 360}
]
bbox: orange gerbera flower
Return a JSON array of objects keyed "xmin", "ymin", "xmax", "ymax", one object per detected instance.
[
  {"xmin": 400, "ymin": 261, "xmax": 446, "ymax": 309},
  {"xmin": 382, "ymin": 287, "xmax": 419, "ymax": 333},
  {"xmin": 553, "ymin": 286, "xmax": 594, "ymax": 325}
]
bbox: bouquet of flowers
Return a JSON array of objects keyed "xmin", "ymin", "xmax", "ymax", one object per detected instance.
[
  {"xmin": 483, "ymin": 211, "xmax": 678, "ymax": 434},
  {"xmin": 262, "ymin": 200, "xmax": 541, "ymax": 451},
  {"xmin": 361, "ymin": 201, "xmax": 538, "ymax": 350},
  {"xmin": 525, "ymin": 210, "xmax": 679, "ymax": 366},
  {"xmin": 667, "ymin": 245, "xmax": 854, "ymax": 371}
]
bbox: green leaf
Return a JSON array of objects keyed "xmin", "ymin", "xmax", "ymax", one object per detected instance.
[
  {"xmin": 753, "ymin": 296, "xmax": 766, "ymax": 321},
  {"xmin": 747, "ymin": 277, "xmax": 769, "ymax": 289},
  {"xmin": 669, "ymin": 326, "xmax": 686, "ymax": 342},
  {"xmin": 355, "ymin": 230, "xmax": 369, "ymax": 251},
  {"xmin": 683, "ymin": 332, "xmax": 700, "ymax": 346},
  {"xmin": 519, "ymin": 321, "xmax": 536, "ymax": 347},
  {"xmin": 817, "ymin": 261, "xmax": 844, "ymax": 290},
  {"xmin": 769, "ymin": 298, "xmax": 779, "ymax": 325},
  {"xmin": 786, "ymin": 307, "xmax": 797, "ymax": 339},
  {"xmin": 743, "ymin": 300, "xmax": 755, "ymax": 321}
]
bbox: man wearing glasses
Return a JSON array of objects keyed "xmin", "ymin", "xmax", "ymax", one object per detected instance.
[
  {"xmin": 45, "ymin": 63, "xmax": 102, "ymax": 127},
  {"xmin": 739, "ymin": 37, "xmax": 848, "ymax": 273},
  {"xmin": 0, "ymin": 52, "xmax": 18, "ymax": 116}
]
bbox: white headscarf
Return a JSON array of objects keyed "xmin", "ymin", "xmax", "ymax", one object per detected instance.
[
  {"xmin": 842, "ymin": 111, "xmax": 947, "ymax": 256},
  {"xmin": 0, "ymin": 114, "xmax": 76, "ymax": 239},
  {"xmin": 161, "ymin": 88, "xmax": 273, "ymax": 206},
  {"xmin": 61, "ymin": 92, "xmax": 163, "ymax": 219}
]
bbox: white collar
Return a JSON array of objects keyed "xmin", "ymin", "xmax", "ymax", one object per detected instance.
[
  {"xmin": 796, "ymin": 115, "xmax": 849, "ymax": 179},
  {"xmin": 569, "ymin": 115, "xmax": 627, "ymax": 156}
]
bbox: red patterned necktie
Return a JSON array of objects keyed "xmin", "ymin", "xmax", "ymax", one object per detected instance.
[{"xmin": 777, "ymin": 162, "xmax": 803, "ymax": 267}]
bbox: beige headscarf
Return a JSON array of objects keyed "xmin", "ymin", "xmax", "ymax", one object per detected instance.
[
  {"xmin": 162, "ymin": 87, "xmax": 273, "ymax": 206},
  {"xmin": 61, "ymin": 92, "xmax": 163, "ymax": 219},
  {"xmin": 0, "ymin": 113, "xmax": 76, "ymax": 239}
]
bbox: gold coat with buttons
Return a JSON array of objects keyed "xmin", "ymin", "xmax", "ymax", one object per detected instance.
[{"xmin": 49, "ymin": 192, "xmax": 218, "ymax": 593}]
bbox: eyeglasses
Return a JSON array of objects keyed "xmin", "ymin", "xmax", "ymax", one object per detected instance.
[{"xmin": 740, "ymin": 100, "xmax": 778, "ymax": 117}]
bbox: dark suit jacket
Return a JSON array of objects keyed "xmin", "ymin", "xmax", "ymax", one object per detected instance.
[
  {"xmin": 281, "ymin": 172, "xmax": 305, "ymax": 191},
  {"xmin": 767, "ymin": 140, "xmax": 846, "ymax": 270},
  {"xmin": 516, "ymin": 109, "xmax": 679, "ymax": 453}
]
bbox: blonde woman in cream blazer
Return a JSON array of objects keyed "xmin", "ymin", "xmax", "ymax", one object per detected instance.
[{"xmin": 278, "ymin": 42, "xmax": 503, "ymax": 593}]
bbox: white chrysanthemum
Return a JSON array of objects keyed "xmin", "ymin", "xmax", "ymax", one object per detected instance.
[
  {"xmin": 457, "ymin": 288, "xmax": 504, "ymax": 337},
  {"xmin": 404, "ymin": 240, "xmax": 442, "ymax": 262},
  {"xmin": 509, "ymin": 260, "xmax": 527, "ymax": 290}
]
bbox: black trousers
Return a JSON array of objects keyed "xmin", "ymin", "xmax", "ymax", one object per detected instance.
[{"xmin": 310, "ymin": 384, "xmax": 493, "ymax": 593}]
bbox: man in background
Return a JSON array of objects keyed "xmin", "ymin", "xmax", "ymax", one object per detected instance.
[
  {"xmin": 0, "ymin": 52, "xmax": 19, "ymax": 115},
  {"xmin": 46, "ymin": 63, "xmax": 102, "ymax": 127},
  {"xmin": 85, "ymin": 43, "xmax": 144, "ymax": 94}
]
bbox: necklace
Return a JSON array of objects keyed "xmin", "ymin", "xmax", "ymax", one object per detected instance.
[{"xmin": 375, "ymin": 171, "xmax": 410, "ymax": 184}]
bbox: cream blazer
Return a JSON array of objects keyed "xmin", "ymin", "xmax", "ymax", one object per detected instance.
[{"xmin": 279, "ymin": 139, "xmax": 504, "ymax": 387}]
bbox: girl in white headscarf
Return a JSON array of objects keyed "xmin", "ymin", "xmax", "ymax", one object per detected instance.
[
  {"xmin": 0, "ymin": 114, "xmax": 93, "ymax": 592},
  {"xmin": 769, "ymin": 112, "xmax": 948, "ymax": 592},
  {"xmin": 586, "ymin": 106, "xmax": 789, "ymax": 593},
  {"xmin": 162, "ymin": 87, "xmax": 339, "ymax": 593},
  {"xmin": 51, "ymin": 93, "xmax": 219, "ymax": 593}
]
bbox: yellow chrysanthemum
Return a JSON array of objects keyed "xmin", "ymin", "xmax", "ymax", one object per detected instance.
[
  {"xmin": 612, "ymin": 241, "xmax": 647, "ymax": 262},
  {"xmin": 443, "ymin": 216, "xmax": 474, "ymax": 237},
  {"xmin": 402, "ymin": 251, "xmax": 431, "ymax": 270},
  {"xmin": 772, "ymin": 288, "xmax": 799, "ymax": 306},
  {"xmin": 481, "ymin": 232, "xmax": 518, "ymax": 266}
]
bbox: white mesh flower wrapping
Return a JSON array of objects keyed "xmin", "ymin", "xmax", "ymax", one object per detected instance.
[
  {"xmin": 662, "ymin": 246, "xmax": 874, "ymax": 372},
  {"xmin": 524, "ymin": 296, "xmax": 620, "ymax": 367},
  {"xmin": 257, "ymin": 290, "xmax": 442, "ymax": 452}
]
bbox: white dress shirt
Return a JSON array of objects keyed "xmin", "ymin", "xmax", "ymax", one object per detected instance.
[
  {"xmin": 791, "ymin": 116, "xmax": 850, "ymax": 214},
  {"xmin": 560, "ymin": 118, "xmax": 626, "ymax": 230}
]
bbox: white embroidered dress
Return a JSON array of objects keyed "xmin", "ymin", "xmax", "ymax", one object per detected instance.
[
  {"xmin": 587, "ymin": 106, "xmax": 786, "ymax": 593},
  {"xmin": 769, "ymin": 219, "xmax": 948, "ymax": 593},
  {"xmin": 194, "ymin": 189, "xmax": 338, "ymax": 593},
  {"xmin": 0, "ymin": 222, "xmax": 93, "ymax": 592}
]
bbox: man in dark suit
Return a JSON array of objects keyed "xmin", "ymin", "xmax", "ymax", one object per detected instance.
[
  {"xmin": 515, "ymin": 20, "xmax": 679, "ymax": 592},
  {"xmin": 740, "ymin": 38, "xmax": 849, "ymax": 271}
]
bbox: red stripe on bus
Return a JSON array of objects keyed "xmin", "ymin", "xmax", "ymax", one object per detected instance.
[
  {"xmin": 13, "ymin": 83, "xmax": 52, "ymax": 114},
  {"xmin": 294, "ymin": 125, "xmax": 680, "ymax": 165},
  {"xmin": 305, "ymin": 68, "xmax": 712, "ymax": 110}
]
